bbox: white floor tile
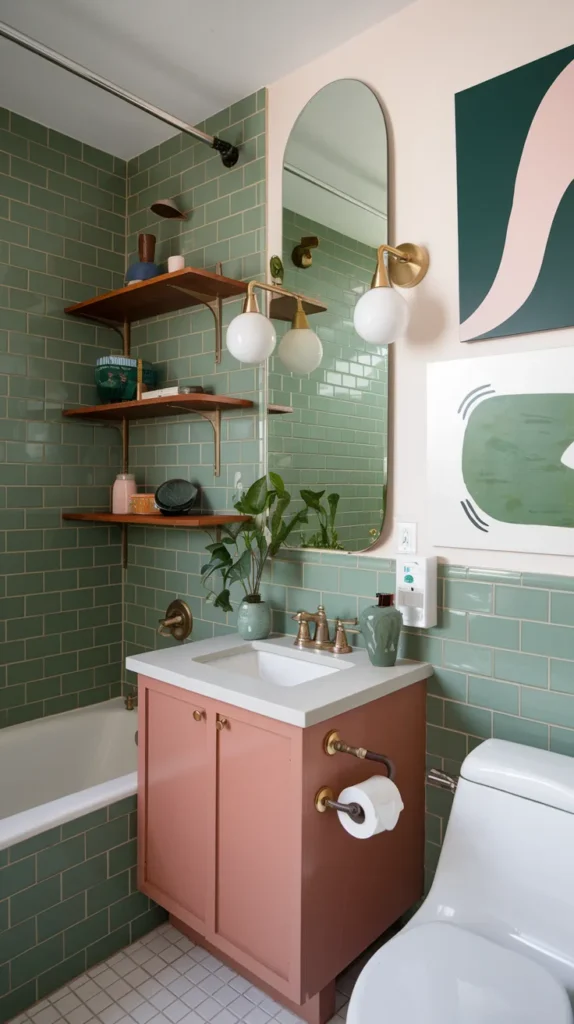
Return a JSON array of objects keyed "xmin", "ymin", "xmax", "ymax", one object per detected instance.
[
  {"xmin": 226, "ymin": 997, "xmax": 253, "ymax": 1020},
  {"xmin": 163, "ymin": 1001, "xmax": 190, "ymax": 1023},
  {"xmin": 228, "ymin": 980, "xmax": 250, "ymax": 997},
  {"xmin": 118, "ymin": 990, "xmax": 145, "ymax": 1013},
  {"xmin": 52, "ymin": 996, "xmax": 81, "ymax": 1016},
  {"xmin": 195, "ymin": 999, "xmax": 224, "ymax": 1023},
  {"xmin": 10, "ymin": 922, "xmax": 365, "ymax": 1024},
  {"xmin": 180, "ymin": 990, "xmax": 208, "ymax": 1012},
  {"xmin": 130, "ymin": 1003, "xmax": 158, "ymax": 1024},
  {"xmin": 124, "ymin": 968, "xmax": 151, "ymax": 989},
  {"xmin": 210, "ymin": 1012, "xmax": 238, "ymax": 1024},
  {"xmin": 97, "ymin": 1005, "xmax": 125, "ymax": 1024},
  {"xmin": 212, "ymin": 988, "xmax": 239, "ymax": 1010},
  {"xmin": 138, "ymin": 980, "xmax": 163, "ymax": 1001},
  {"xmin": 84, "ymin": 992, "xmax": 112, "ymax": 1015},
  {"xmin": 166, "ymin": 978, "xmax": 193, "ymax": 999},
  {"xmin": 105, "ymin": 982, "xmax": 131, "ymax": 1003},
  {"xmin": 64, "ymin": 1006, "xmax": 93, "ymax": 1024},
  {"xmin": 73, "ymin": 982, "xmax": 101, "ymax": 1003},
  {"xmin": 149, "ymin": 990, "xmax": 176, "ymax": 1012}
]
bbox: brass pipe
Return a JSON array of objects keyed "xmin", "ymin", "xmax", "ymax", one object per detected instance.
[{"xmin": 243, "ymin": 281, "xmax": 311, "ymax": 329}]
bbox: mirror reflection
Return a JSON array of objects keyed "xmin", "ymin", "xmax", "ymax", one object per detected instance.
[{"xmin": 268, "ymin": 79, "xmax": 389, "ymax": 551}]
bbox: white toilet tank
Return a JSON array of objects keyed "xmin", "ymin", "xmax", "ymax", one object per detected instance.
[{"xmin": 415, "ymin": 739, "xmax": 574, "ymax": 995}]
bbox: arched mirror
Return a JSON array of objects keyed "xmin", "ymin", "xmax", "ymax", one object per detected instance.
[{"xmin": 267, "ymin": 79, "xmax": 389, "ymax": 552}]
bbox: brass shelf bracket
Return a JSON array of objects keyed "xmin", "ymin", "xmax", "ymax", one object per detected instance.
[{"xmin": 167, "ymin": 262, "xmax": 226, "ymax": 365}]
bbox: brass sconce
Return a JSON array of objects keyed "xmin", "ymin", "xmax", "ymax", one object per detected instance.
[
  {"xmin": 354, "ymin": 242, "xmax": 430, "ymax": 345},
  {"xmin": 292, "ymin": 235, "xmax": 319, "ymax": 269}
]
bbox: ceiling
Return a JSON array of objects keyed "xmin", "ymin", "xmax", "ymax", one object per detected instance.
[{"xmin": 0, "ymin": 0, "xmax": 412, "ymax": 160}]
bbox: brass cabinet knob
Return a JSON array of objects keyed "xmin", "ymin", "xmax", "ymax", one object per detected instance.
[
  {"xmin": 216, "ymin": 715, "xmax": 229, "ymax": 731},
  {"xmin": 193, "ymin": 710, "xmax": 205, "ymax": 722}
]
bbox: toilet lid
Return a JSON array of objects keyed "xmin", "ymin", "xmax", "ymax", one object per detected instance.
[{"xmin": 347, "ymin": 923, "xmax": 573, "ymax": 1024}]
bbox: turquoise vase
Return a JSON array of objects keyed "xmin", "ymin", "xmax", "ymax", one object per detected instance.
[
  {"xmin": 237, "ymin": 597, "xmax": 272, "ymax": 640},
  {"xmin": 359, "ymin": 593, "xmax": 403, "ymax": 667}
]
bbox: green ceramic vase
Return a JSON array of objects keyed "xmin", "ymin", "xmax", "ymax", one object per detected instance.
[
  {"xmin": 237, "ymin": 596, "xmax": 272, "ymax": 640},
  {"xmin": 359, "ymin": 593, "xmax": 403, "ymax": 667}
]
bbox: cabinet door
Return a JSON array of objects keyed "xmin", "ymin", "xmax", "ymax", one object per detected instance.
[
  {"xmin": 213, "ymin": 707, "xmax": 302, "ymax": 995},
  {"xmin": 138, "ymin": 677, "xmax": 214, "ymax": 930}
]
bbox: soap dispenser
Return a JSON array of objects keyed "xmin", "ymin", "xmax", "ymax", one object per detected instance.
[{"xmin": 359, "ymin": 593, "xmax": 403, "ymax": 668}]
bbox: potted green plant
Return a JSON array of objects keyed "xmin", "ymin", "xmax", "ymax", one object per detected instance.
[
  {"xmin": 201, "ymin": 473, "xmax": 309, "ymax": 639},
  {"xmin": 300, "ymin": 489, "xmax": 344, "ymax": 550}
]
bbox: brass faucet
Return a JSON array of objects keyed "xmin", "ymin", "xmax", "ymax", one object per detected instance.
[{"xmin": 291, "ymin": 605, "xmax": 359, "ymax": 654}]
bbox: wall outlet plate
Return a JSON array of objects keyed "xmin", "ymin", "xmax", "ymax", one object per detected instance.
[{"xmin": 397, "ymin": 522, "xmax": 417, "ymax": 553}]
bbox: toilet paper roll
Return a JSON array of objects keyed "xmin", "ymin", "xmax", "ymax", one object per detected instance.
[{"xmin": 336, "ymin": 775, "xmax": 404, "ymax": 839}]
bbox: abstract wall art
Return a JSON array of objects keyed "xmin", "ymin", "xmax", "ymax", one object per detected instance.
[
  {"xmin": 428, "ymin": 348, "xmax": 574, "ymax": 555},
  {"xmin": 456, "ymin": 45, "xmax": 574, "ymax": 343}
]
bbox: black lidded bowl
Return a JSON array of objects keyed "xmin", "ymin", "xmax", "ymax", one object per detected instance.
[{"xmin": 155, "ymin": 479, "xmax": 199, "ymax": 516}]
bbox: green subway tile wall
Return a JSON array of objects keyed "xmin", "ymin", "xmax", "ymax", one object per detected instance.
[
  {"xmin": 268, "ymin": 209, "xmax": 387, "ymax": 550},
  {"xmin": 259, "ymin": 550, "xmax": 574, "ymax": 887},
  {"xmin": 0, "ymin": 110, "xmax": 123, "ymax": 727},
  {"xmin": 124, "ymin": 90, "xmax": 267, "ymax": 657},
  {"xmin": 0, "ymin": 796, "xmax": 166, "ymax": 1021}
]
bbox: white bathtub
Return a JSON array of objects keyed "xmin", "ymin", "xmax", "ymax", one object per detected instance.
[{"xmin": 0, "ymin": 697, "xmax": 137, "ymax": 851}]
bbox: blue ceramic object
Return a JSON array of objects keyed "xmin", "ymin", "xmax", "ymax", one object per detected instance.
[
  {"xmin": 359, "ymin": 593, "xmax": 403, "ymax": 667},
  {"xmin": 125, "ymin": 261, "xmax": 161, "ymax": 284},
  {"xmin": 237, "ymin": 597, "xmax": 272, "ymax": 640}
]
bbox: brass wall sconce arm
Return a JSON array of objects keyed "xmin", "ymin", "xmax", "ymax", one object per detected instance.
[
  {"xmin": 292, "ymin": 235, "xmax": 319, "ymax": 269},
  {"xmin": 372, "ymin": 243, "xmax": 429, "ymax": 289}
]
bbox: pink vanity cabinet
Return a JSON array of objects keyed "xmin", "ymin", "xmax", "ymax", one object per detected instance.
[{"xmin": 137, "ymin": 673, "xmax": 426, "ymax": 1024}]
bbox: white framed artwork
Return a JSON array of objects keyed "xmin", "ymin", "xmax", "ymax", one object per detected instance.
[{"xmin": 427, "ymin": 347, "xmax": 574, "ymax": 555}]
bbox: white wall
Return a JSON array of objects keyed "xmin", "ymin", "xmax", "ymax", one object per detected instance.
[{"xmin": 266, "ymin": 0, "xmax": 574, "ymax": 574}]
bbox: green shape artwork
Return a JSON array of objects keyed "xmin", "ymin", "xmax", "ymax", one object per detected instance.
[{"xmin": 462, "ymin": 394, "xmax": 574, "ymax": 526}]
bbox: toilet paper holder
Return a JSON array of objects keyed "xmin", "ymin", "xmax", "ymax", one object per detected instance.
[
  {"xmin": 323, "ymin": 730, "xmax": 396, "ymax": 781},
  {"xmin": 315, "ymin": 786, "xmax": 366, "ymax": 823}
]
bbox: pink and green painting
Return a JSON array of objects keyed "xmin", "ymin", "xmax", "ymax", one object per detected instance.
[{"xmin": 456, "ymin": 45, "xmax": 574, "ymax": 342}]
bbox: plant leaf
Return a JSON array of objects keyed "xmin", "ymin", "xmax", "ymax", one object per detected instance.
[
  {"xmin": 269, "ymin": 471, "xmax": 286, "ymax": 496},
  {"xmin": 213, "ymin": 589, "xmax": 233, "ymax": 612},
  {"xmin": 227, "ymin": 547, "xmax": 252, "ymax": 584},
  {"xmin": 300, "ymin": 488, "xmax": 325, "ymax": 511},
  {"xmin": 239, "ymin": 476, "xmax": 269, "ymax": 515}
]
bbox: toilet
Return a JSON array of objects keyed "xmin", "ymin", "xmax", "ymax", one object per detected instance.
[{"xmin": 348, "ymin": 739, "xmax": 574, "ymax": 1023}]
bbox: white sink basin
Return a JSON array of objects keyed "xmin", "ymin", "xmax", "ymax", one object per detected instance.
[{"xmin": 196, "ymin": 646, "xmax": 341, "ymax": 686}]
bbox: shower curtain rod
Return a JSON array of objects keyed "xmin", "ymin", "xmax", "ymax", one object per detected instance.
[
  {"xmin": 284, "ymin": 163, "xmax": 387, "ymax": 220},
  {"xmin": 0, "ymin": 22, "xmax": 239, "ymax": 167}
]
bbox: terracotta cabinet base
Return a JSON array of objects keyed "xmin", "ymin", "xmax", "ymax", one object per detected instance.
[
  {"xmin": 170, "ymin": 916, "xmax": 337, "ymax": 1024},
  {"xmin": 138, "ymin": 674, "xmax": 427, "ymax": 1018}
]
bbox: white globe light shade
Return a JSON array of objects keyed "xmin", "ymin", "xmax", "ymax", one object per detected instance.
[
  {"xmin": 278, "ymin": 328, "xmax": 323, "ymax": 374},
  {"xmin": 353, "ymin": 287, "xmax": 409, "ymax": 345},
  {"xmin": 226, "ymin": 311, "xmax": 276, "ymax": 364}
]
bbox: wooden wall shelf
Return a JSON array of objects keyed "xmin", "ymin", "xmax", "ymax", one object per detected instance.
[
  {"xmin": 63, "ymin": 394, "xmax": 254, "ymax": 422},
  {"xmin": 62, "ymin": 512, "xmax": 250, "ymax": 529},
  {"xmin": 64, "ymin": 267, "xmax": 248, "ymax": 325},
  {"xmin": 269, "ymin": 294, "xmax": 326, "ymax": 321},
  {"xmin": 267, "ymin": 404, "xmax": 293, "ymax": 415}
]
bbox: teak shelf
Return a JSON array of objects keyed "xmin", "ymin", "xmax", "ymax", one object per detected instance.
[
  {"xmin": 269, "ymin": 293, "xmax": 326, "ymax": 320},
  {"xmin": 62, "ymin": 394, "xmax": 254, "ymax": 422},
  {"xmin": 64, "ymin": 267, "xmax": 248, "ymax": 325},
  {"xmin": 63, "ymin": 265, "xmax": 319, "ymax": 565},
  {"xmin": 62, "ymin": 513, "xmax": 250, "ymax": 529}
]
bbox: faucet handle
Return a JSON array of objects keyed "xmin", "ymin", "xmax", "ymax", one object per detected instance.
[
  {"xmin": 332, "ymin": 617, "xmax": 360, "ymax": 655},
  {"xmin": 292, "ymin": 610, "xmax": 314, "ymax": 647}
]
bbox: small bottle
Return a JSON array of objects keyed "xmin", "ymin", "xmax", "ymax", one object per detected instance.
[
  {"xmin": 112, "ymin": 473, "xmax": 137, "ymax": 514},
  {"xmin": 358, "ymin": 592, "xmax": 403, "ymax": 668}
]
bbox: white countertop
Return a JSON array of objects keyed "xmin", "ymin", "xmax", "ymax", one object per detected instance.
[{"xmin": 126, "ymin": 634, "xmax": 431, "ymax": 727}]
